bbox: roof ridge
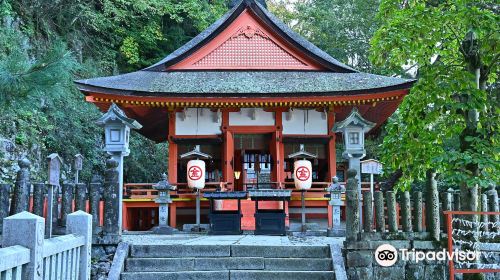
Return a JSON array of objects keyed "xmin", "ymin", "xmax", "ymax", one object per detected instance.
[{"xmin": 143, "ymin": 0, "xmax": 357, "ymax": 73}]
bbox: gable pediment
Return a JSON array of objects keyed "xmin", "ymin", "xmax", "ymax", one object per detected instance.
[{"xmin": 169, "ymin": 9, "xmax": 324, "ymax": 70}]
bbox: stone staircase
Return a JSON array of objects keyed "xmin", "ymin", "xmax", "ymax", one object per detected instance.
[{"xmin": 121, "ymin": 244, "xmax": 335, "ymax": 280}]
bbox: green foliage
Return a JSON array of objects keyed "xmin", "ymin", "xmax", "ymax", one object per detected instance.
[
  {"xmin": 371, "ymin": 0, "xmax": 499, "ymax": 189},
  {"xmin": 0, "ymin": 0, "xmax": 227, "ymax": 183},
  {"xmin": 269, "ymin": 0, "xmax": 381, "ymax": 72}
]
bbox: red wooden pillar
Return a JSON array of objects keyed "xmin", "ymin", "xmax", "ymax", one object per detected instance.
[
  {"xmin": 327, "ymin": 109, "xmax": 336, "ymax": 180},
  {"xmin": 169, "ymin": 203, "xmax": 177, "ymax": 228},
  {"xmin": 222, "ymin": 110, "xmax": 234, "ymax": 190},
  {"xmin": 272, "ymin": 109, "xmax": 285, "ymax": 186},
  {"xmin": 168, "ymin": 111, "xmax": 178, "ymax": 184}
]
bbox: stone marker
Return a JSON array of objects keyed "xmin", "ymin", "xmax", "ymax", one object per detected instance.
[
  {"xmin": 374, "ymin": 191, "xmax": 385, "ymax": 232},
  {"xmin": 487, "ymin": 185, "xmax": 499, "ymax": 233},
  {"xmin": 481, "ymin": 193, "xmax": 489, "ymax": 232},
  {"xmin": 10, "ymin": 158, "xmax": 31, "ymax": 215},
  {"xmin": 401, "ymin": 191, "xmax": 412, "ymax": 232},
  {"xmin": 386, "ymin": 191, "xmax": 397, "ymax": 233},
  {"xmin": 442, "ymin": 189, "xmax": 453, "ymax": 232},
  {"xmin": 362, "ymin": 191, "xmax": 373, "ymax": 233},
  {"xmin": 345, "ymin": 169, "xmax": 359, "ymax": 242},
  {"xmin": 453, "ymin": 191, "xmax": 461, "ymax": 211},
  {"xmin": 32, "ymin": 183, "xmax": 46, "ymax": 217},
  {"xmin": 75, "ymin": 183, "xmax": 88, "ymax": 212},
  {"xmin": 0, "ymin": 183, "xmax": 11, "ymax": 233},
  {"xmin": 60, "ymin": 182, "xmax": 75, "ymax": 226},
  {"xmin": 103, "ymin": 158, "xmax": 121, "ymax": 243},
  {"xmin": 426, "ymin": 170, "xmax": 440, "ymax": 241},
  {"xmin": 413, "ymin": 191, "xmax": 423, "ymax": 232},
  {"xmin": 90, "ymin": 182, "xmax": 102, "ymax": 234}
]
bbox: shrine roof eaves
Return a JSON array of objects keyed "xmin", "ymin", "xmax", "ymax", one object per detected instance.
[
  {"xmin": 75, "ymin": 71, "xmax": 415, "ymax": 97},
  {"xmin": 143, "ymin": 0, "xmax": 355, "ymax": 73}
]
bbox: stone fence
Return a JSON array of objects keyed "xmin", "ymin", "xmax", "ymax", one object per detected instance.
[
  {"xmin": 0, "ymin": 158, "xmax": 121, "ymax": 244},
  {"xmin": 343, "ymin": 169, "xmax": 500, "ymax": 280},
  {"xmin": 0, "ymin": 211, "xmax": 91, "ymax": 280}
]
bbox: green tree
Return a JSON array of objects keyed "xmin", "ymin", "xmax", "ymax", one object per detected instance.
[
  {"xmin": 0, "ymin": 0, "xmax": 226, "ymax": 183},
  {"xmin": 269, "ymin": 0, "xmax": 381, "ymax": 71},
  {"xmin": 371, "ymin": 1, "xmax": 499, "ymax": 192}
]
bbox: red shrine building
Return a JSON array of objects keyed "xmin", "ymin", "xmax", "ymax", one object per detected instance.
[{"xmin": 76, "ymin": 0, "xmax": 414, "ymax": 231}]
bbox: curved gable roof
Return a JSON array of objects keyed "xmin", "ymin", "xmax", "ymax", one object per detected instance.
[{"xmin": 144, "ymin": 0, "xmax": 356, "ymax": 73}]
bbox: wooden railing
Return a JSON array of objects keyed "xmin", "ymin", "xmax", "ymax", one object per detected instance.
[{"xmin": 124, "ymin": 181, "xmax": 374, "ymax": 200}]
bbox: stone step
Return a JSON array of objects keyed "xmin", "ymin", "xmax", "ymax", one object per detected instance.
[
  {"xmin": 125, "ymin": 257, "xmax": 333, "ymax": 272},
  {"xmin": 231, "ymin": 245, "xmax": 330, "ymax": 258},
  {"xmin": 130, "ymin": 245, "xmax": 230, "ymax": 258},
  {"xmin": 230, "ymin": 270, "xmax": 335, "ymax": 280},
  {"xmin": 121, "ymin": 271, "xmax": 229, "ymax": 280},
  {"xmin": 130, "ymin": 244, "xmax": 330, "ymax": 258},
  {"xmin": 121, "ymin": 270, "xmax": 335, "ymax": 280}
]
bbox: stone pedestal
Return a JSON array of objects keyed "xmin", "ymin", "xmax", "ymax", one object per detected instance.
[
  {"xmin": 101, "ymin": 159, "xmax": 121, "ymax": 244},
  {"xmin": 345, "ymin": 169, "xmax": 359, "ymax": 242}
]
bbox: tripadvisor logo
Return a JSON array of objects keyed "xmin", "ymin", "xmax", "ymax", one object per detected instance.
[
  {"xmin": 374, "ymin": 243, "xmax": 481, "ymax": 267},
  {"xmin": 375, "ymin": 244, "xmax": 398, "ymax": 267}
]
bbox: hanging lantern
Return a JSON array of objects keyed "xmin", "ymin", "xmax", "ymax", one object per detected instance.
[
  {"xmin": 187, "ymin": 160, "xmax": 206, "ymax": 189},
  {"xmin": 294, "ymin": 160, "xmax": 312, "ymax": 190}
]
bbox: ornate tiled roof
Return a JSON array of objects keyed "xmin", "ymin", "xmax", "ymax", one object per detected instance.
[{"xmin": 76, "ymin": 71, "xmax": 413, "ymax": 97}]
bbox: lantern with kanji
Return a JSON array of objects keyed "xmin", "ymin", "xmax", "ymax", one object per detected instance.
[
  {"xmin": 288, "ymin": 144, "xmax": 316, "ymax": 190},
  {"xmin": 187, "ymin": 159, "xmax": 206, "ymax": 189},
  {"xmin": 294, "ymin": 160, "xmax": 312, "ymax": 190}
]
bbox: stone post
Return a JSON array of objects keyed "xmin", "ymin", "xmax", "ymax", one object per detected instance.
[
  {"xmin": 32, "ymin": 183, "xmax": 46, "ymax": 217},
  {"xmin": 362, "ymin": 191, "xmax": 373, "ymax": 233},
  {"xmin": 48, "ymin": 185, "xmax": 60, "ymax": 236},
  {"xmin": 413, "ymin": 191, "xmax": 423, "ymax": 232},
  {"xmin": 67, "ymin": 211, "xmax": 92, "ymax": 280},
  {"xmin": 374, "ymin": 191, "xmax": 385, "ymax": 232},
  {"xmin": 453, "ymin": 191, "xmax": 461, "ymax": 211},
  {"xmin": 345, "ymin": 169, "xmax": 359, "ymax": 242},
  {"xmin": 426, "ymin": 169, "xmax": 440, "ymax": 241},
  {"xmin": 481, "ymin": 193, "xmax": 489, "ymax": 232},
  {"xmin": 60, "ymin": 182, "xmax": 75, "ymax": 226},
  {"xmin": 386, "ymin": 191, "xmax": 398, "ymax": 233},
  {"xmin": 89, "ymin": 182, "xmax": 102, "ymax": 235},
  {"xmin": 0, "ymin": 184, "xmax": 11, "ymax": 233},
  {"xmin": 2, "ymin": 211, "xmax": 44, "ymax": 280},
  {"xmin": 442, "ymin": 188, "xmax": 453, "ymax": 233},
  {"xmin": 75, "ymin": 183, "xmax": 87, "ymax": 212},
  {"xmin": 10, "ymin": 158, "xmax": 31, "ymax": 215},
  {"xmin": 487, "ymin": 185, "xmax": 499, "ymax": 233},
  {"xmin": 103, "ymin": 158, "xmax": 121, "ymax": 243},
  {"xmin": 401, "ymin": 191, "xmax": 412, "ymax": 232}
]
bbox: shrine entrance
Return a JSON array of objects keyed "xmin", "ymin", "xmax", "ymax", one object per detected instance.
[{"xmin": 233, "ymin": 134, "xmax": 273, "ymax": 191}]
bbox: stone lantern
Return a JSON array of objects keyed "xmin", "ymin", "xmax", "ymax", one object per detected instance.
[
  {"xmin": 96, "ymin": 103, "xmax": 142, "ymax": 232},
  {"xmin": 334, "ymin": 108, "xmax": 375, "ymax": 223},
  {"xmin": 325, "ymin": 176, "xmax": 345, "ymax": 236},
  {"xmin": 152, "ymin": 173, "xmax": 177, "ymax": 234}
]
